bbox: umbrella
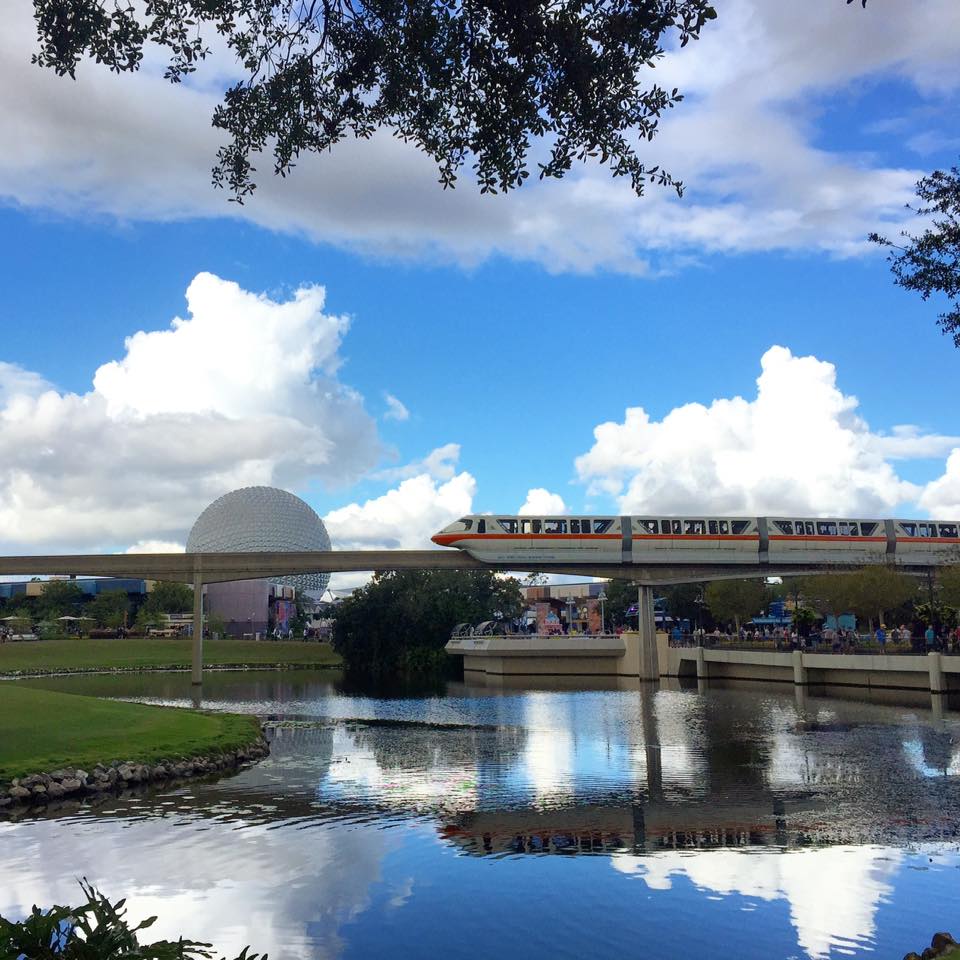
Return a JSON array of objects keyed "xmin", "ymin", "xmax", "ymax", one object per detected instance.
[
  {"xmin": 57, "ymin": 615, "xmax": 79, "ymax": 621},
  {"xmin": 0, "ymin": 615, "xmax": 24, "ymax": 621}
]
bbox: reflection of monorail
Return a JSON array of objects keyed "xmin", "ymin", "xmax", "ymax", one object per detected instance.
[{"xmin": 432, "ymin": 515, "xmax": 960, "ymax": 566}]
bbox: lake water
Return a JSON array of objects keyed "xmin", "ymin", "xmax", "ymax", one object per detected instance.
[{"xmin": 2, "ymin": 670, "xmax": 959, "ymax": 960}]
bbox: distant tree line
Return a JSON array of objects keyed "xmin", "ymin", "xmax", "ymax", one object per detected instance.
[
  {"xmin": 595, "ymin": 565, "xmax": 960, "ymax": 636},
  {"xmin": 0, "ymin": 579, "xmax": 195, "ymax": 636}
]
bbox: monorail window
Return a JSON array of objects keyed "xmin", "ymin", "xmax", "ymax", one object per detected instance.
[
  {"xmin": 570, "ymin": 519, "xmax": 590, "ymax": 534},
  {"xmin": 684, "ymin": 520, "xmax": 705, "ymax": 535},
  {"xmin": 899, "ymin": 522, "xmax": 917, "ymax": 536},
  {"xmin": 499, "ymin": 519, "xmax": 518, "ymax": 534},
  {"xmin": 521, "ymin": 519, "xmax": 542, "ymax": 535},
  {"xmin": 662, "ymin": 519, "xmax": 681, "ymax": 535},
  {"xmin": 719, "ymin": 520, "xmax": 729, "ymax": 535},
  {"xmin": 859, "ymin": 522, "xmax": 877, "ymax": 536},
  {"xmin": 918, "ymin": 523, "xmax": 935, "ymax": 537},
  {"xmin": 816, "ymin": 521, "xmax": 838, "ymax": 536},
  {"xmin": 708, "ymin": 520, "xmax": 718, "ymax": 535},
  {"xmin": 731, "ymin": 521, "xmax": 750, "ymax": 535},
  {"xmin": 774, "ymin": 520, "xmax": 794, "ymax": 535},
  {"xmin": 594, "ymin": 520, "xmax": 614, "ymax": 534},
  {"xmin": 459, "ymin": 519, "xmax": 473, "ymax": 531},
  {"xmin": 637, "ymin": 519, "xmax": 658, "ymax": 535},
  {"xmin": 544, "ymin": 519, "xmax": 567, "ymax": 534},
  {"xmin": 939, "ymin": 523, "xmax": 958, "ymax": 538},
  {"xmin": 477, "ymin": 519, "xmax": 486, "ymax": 534},
  {"xmin": 838, "ymin": 522, "xmax": 858, "ymax": 536}
]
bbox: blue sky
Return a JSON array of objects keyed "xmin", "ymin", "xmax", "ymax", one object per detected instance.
[{"xmin": 1, "ymin": 0, "xmax": 959, "ymax": 561}]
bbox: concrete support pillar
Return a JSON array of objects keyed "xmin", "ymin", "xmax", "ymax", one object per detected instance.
[
  {"xmin": 637, "ymin": 585, "xmax": 659, "ymax": 680},
  {"xmin": 931, "ymin": 692, "xmax": 944, "ymax": 721},
  {"xmin": 191, "ymin": 567, "xmax": 204, "ymax": 686},
  {"xmin": 641, "ymin": 690, "xmax": 663, "ymax": 802},
  {"xmin": 695, "ymin": 645, "xmax": 707, "ymax": 681},
  {"xmin": 928, "ymin": 651, "xmax": 945, "ymax": 694},
  {"xmin": 792, "ymin": 650, "xmax": 807, "ymax": 686}
]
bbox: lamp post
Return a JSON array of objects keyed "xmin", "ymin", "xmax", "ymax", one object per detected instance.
[
  {"xmin": 249, "ymin": 612, "xmax": 255, "ymax": 640},
  {"xmin": 598, "ymin": 590, "xmax": 607, "ymax": 635},
  {"xmin": 566, "ymin": 596, "xmax": 574, "ymax": 634}
]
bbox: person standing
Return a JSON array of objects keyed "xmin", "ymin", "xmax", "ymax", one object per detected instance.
[
  {"xmin": 925, "ymin": 623, "xmax": 937, "ymax": 651},
  {"xmin": 875, "ymin": 625, "xmax": 886, "ymax": 649}
]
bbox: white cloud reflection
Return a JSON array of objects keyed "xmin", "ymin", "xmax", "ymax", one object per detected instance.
[{"xmin": 612, "ymin": 845, "xmax": 900, "ymax": 960}]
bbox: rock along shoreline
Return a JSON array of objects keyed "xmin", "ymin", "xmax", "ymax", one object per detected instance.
[
  {"xmin": 0, "ymin": 733, "xmax": 270, "ymax": 812},
  {"xmin": 0, "ymin": 662, "xmax": 338, "ymax": 680}
]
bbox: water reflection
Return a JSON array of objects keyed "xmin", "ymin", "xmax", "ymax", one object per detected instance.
[{"xmin": 3, "ymin": 672, "xmax": 960, "ymax": 960}]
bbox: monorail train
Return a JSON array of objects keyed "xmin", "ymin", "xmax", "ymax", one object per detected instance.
[{"xmin": 431, "ymin": 515, "xmax": 960, "ymax": 566}]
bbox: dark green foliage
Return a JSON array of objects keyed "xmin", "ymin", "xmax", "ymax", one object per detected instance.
[
  {"xmin": 144, "ymin": 581, "xmax": 193, "ymax": 614},
  {"xmin": 333, "ymin": 568, "xmax": 522, "ymax": 672},
  {"xmin": 38, "ymin": 581, "xmax": 85, "ymax": 621},
  {"xmin": 870, "ymin": 160, "xmax": 960, "ymax": 347},
  {"xmin": 0, "ymin": 880, "xmax": 264, "ymax": 959},
  {"xmin": 30, "ymin": 0, "xmax": 716, "ymax": 202},
  {"xmin": 791, "ymin": 606, "xmax": 817, "ymax": 635},
  {"xmin": 661, "ymin": 582, "xmax": 705, "ymax": 624},
  {"xmin": 601, "ymin": 579, "xmax": 638, "ymax": 628},
  {"xmin": 703, "ymin": 579, "xmax": 766, "ymax": 631},
  {"xmin": 87, "ymin": 590, "xmax": 131, "ymax": 629}
]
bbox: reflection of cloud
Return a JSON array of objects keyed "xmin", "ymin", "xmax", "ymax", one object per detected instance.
[
  {"xmin": 0, "ymin": 806, "xmax": 397, "ymax": 960},
  {"xmin": 320, "ymin": 726, "xmax": 479, "ymax": 812},
  {"xmin": 612, "ymin": 846, "xmax": 900, "ymax": 959},
  {"xmin": 654, "ymin": 692, "xmax": 709, "ymax": 799},
  {"xmin": 523, "ymin": 693, "xmax": 576, "ymax": 806}
]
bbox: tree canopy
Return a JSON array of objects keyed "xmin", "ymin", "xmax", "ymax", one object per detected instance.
[
  {"xmin": 333, "ymin": 568, "xmax": 522, "ymax": 672},
  {"xmin": 31, "ymin": 0, "xmax": 717, "ymax": 202},
  {"xmin": 845, "ymin": 566, "xmax": 917, "ymax": 629},
  {"xmin": 703, "ymin": 579, "xmax": 766, "ymax": 632},
  {"xmin": 87, "ymin": 589, "xmax": 131, "ymax": 628},
  {"xmin": 870, "ymin": 160, "xmax": 960, "ymax": 347},
  {"xmin": 940, "ymin": 565, "xmax": 960, "ymax": 609},
  {"xmin": 37, "ymin": 580, "xmax": 84, "ymax": 621},
  {"xmin": 144, "ymin": 580, "xmax": 194, "ymax": 613}
]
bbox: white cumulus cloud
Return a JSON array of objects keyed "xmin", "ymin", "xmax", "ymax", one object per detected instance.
[
  {"xmin": 919, "ymin": 449, "xmax": 960, "ymax": 517},
  {"xmin": 0, "ymin": 273, "xmax": 379, "ymax": 552},
  {"xmin": 324, "ymin": 471, "xmax": 475, "ymax": 553},
  {"xmin": 518, "ymin": 488, "xmax": 568, "ymax": 516},
  {"xmin": 574, "ymin": 345, "xmax": 955, "ymax": 517},
  {"xmin": 374, "ymin": 443, "xmax": 462, "ymax": 483},
  {"xmin": 383, "ymin": 393, "xmax": 410, "ymax": 422},
  {"xmin": 323, "ymin": 466, "xmax": 476, "ymax": 591}
]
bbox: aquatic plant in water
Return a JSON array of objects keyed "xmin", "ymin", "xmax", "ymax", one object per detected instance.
[{"xmin": 0, "ymin": 880, "xmax": 264, "ymax": 959}]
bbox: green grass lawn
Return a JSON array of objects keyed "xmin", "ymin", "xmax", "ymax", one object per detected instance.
[
  {"xmin": 0, "ymin": 684, "xmax": 261, "ymax": 782},
  {"xmin": 0, "ymin": 637, "xmax": 341, "ymax": 675}
]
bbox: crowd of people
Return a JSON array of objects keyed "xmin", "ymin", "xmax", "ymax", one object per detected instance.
[{"xmin": 672, "ymin": 622, "xmax": 960, "ymax": 654}]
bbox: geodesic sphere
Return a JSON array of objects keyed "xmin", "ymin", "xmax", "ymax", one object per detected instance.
[{"xmin": 186, "ymin": 486, "xmax": 331, "ymax": 593}]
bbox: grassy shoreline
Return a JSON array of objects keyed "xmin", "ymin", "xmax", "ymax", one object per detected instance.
[
  {"xmin": 0, "ymin": 637, "xmax": 341, "ymax": 676},
  {"xmin": 0, "ymin": 684, "xmax": 262, "ymax": 784}
]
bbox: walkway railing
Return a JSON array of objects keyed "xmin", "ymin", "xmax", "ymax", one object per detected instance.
[{"xmin": 669, "ymin": 633, "xmax": 959, "ymax": 656}]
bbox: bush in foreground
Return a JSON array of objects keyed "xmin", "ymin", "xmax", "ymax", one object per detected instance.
[{"xmin": 0, "ymin": 880, "xmax": 264, "ymax": 959}]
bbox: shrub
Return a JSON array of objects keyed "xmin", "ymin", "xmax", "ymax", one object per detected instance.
[{"xmin": 0, "ymin": 880, "xmax": 264, "ymax": 959}]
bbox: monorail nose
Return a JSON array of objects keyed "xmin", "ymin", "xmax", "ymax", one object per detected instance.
[{"xmin": 430, "ymin": 533, "xmax": 442, "ymax": 545}]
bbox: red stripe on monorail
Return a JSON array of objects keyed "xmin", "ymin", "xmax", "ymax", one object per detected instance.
[
  {"xmin": 432, "ymin": 533, "xmax": 760, "ymax": 545},
  {"xmin": 432, "ymin": 534, "xmax": 622, "ymax": 544}
]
